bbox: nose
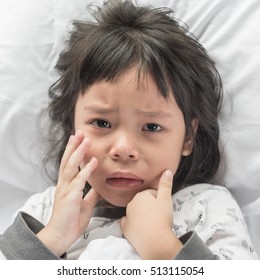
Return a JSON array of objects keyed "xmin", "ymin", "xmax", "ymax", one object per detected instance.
[{"xmin": 109, "ymin": 131, "xmax": 139, "ymax": 161}]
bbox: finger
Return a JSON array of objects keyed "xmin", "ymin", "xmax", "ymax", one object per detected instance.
[
  {"xmin": 83, "ymin": 186, "xmax": 101, "ymax": 209},
  {"xmin": 157, "ymin": 170, "xmax": 173, "ymax": 200},
  {"xmin": 139, "ymin": 188, "xmax": 158, "ymax": 198},
  {"xmin": 62, "ymin": 137, "xmax": 92, "ymax": 183},
  {"xmin": 72, "ymin": 157, "xmax": 98, "ymax": 190},
  {"xmin": 59, "ymin": 131, "xmax": 84, "ymax": 173}
]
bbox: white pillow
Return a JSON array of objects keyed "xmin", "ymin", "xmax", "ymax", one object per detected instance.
[
  {"xmin": 0, "ymin": 0, "xmax": 259, "ymax": 256},
  {"xmin": 163, "ymin": 0, "xmax": 260, "ymax": 255}
]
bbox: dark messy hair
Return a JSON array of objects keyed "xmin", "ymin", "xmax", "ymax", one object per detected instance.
[{"xmin": 48, "ymin": 0, "xmax": 223, "ymax": 193}]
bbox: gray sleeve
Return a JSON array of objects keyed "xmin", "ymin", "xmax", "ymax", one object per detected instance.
[
  {"xmin": 175, "ymin": 231, "xmax": 218, "ymax": 260},
  {"xmin": 0, "ymin": 212, "xmax": 63, "ymax": 260},
  {"xmin": 0, "ymin": 212, "xmax": 217, "ymax": 260}
]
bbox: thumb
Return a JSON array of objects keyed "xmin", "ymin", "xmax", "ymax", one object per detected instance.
[{"xmin": 157, "ymin": 170, "xmax": 173, "ymax": 200}]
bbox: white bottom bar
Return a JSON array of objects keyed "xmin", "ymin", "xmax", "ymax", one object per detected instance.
[{"xmin": 0, "ymin": 260, "xmax": 258, "ymax": 280}]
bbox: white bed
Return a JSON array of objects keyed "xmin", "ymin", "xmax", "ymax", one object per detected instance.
[{"xmin": 0, "ymin": 0, "xmax": 260, "ymax": 257}]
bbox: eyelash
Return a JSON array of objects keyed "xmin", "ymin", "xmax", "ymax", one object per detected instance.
[
  {"xmin": 90, "ymin": 119, "xmax": 111, "ymax": 128},
  {"xmin": 142, "ymin": 123, "xmax": 163, "ymax": 132},
  {"xmin": 90, "ymin": 119, "xmax": 163, "ymax": 132}
]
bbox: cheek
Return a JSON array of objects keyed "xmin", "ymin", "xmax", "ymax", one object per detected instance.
[
  {"xmin": 156, "ymin": 148, "xmax": 183, "ymax": 172},
  {"xmin": 81, "ymin": 142, "xmax": 102, "ymax": 167}
]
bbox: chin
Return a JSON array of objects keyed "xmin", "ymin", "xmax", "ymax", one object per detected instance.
[
  {"xmin": 108, "ymin": 200, "xmax": 129, "ymax": 208},
  {"xmin": 101, "ymin": 196, "xmax": 133, "ymax": 208}
]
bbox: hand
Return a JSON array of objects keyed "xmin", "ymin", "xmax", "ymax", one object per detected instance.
[
  {"xmin": 120, "ymin": 170, "xmax": 183, "ymax": 259},
  {"xmin": 37, "ymin": 131, "xmax": 100, "ymax": 256}
]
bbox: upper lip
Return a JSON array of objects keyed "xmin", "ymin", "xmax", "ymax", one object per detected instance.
[{"xmin": 107, "ymin": 172, "xmax": 143, "ymax": 180}]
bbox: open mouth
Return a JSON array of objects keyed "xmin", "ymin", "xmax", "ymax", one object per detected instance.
[
  {"xmin": 106, "ymin": 171, "xmax": 144, "ymax": 188},
  {"xmin": 106, "ymin": 177, "xmax": 144, "ymax": 188}
]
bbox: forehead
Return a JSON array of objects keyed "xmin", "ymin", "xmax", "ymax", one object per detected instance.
[{"xmin": 80, "ymin": 67, "xmax": 177, "ymax": 107}]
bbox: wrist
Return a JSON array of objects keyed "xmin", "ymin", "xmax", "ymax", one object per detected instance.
[
  {"xmin": 141, "ymin": 230, "xmax": 183, "ymax": 260},
  {"xmin": 36, "ymin": 226, "xmax": 72, "ymax": 257}
]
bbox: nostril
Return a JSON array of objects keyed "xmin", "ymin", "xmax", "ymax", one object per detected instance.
[{"xmin": 111, "ymin": 152, "xmax": 137, "ymax": 160}]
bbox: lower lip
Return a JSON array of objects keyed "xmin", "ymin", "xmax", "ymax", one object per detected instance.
[{"xmin": 106, "ymin": 178, "xmax": 144, "ymax": 188}]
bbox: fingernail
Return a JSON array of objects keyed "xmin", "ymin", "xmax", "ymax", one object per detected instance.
[
  {"xmin": 68, "ymin": 135, "xmax": 74, "ymax": 144},
  {"xmin": 82, "ymin": 137, "xmax": 91, "ymax": 146},
  {"xmin": 88, "ymin": 157, "xmax": 98, "ymax": 171},
  {"xmin": 164, "ymin": 170, "xmax": 173, "ymax": 180},
  {"xmin": 75, "ymin": 130, "xmax": 81, "ymax": 137}
]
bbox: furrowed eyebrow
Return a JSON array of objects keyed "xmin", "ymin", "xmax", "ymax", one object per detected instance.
[
  {"xmin": 83, "ymin": 106, "xmax": 172, "ymax": 118},
  {"xmin": 83, "ymin": 106, "xmax": 115, "ymax": 114},
  {"xmin": 135, "ymin": 109, "xmax": 173, "ymax": 118}
]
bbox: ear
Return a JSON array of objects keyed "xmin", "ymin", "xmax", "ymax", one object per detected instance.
[{"xmin": 182, "ymin": 119, "xmax": 199, "ymax": 156}]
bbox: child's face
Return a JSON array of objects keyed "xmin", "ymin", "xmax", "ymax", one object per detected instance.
[{"xmin": 74, "ymin": 67, "xmax": 193, "ymax": 207}]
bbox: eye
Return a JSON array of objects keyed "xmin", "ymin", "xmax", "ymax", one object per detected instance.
[
  {"xmin": 91, "ymin": 119, "xmax": 111, "ymax": 128},
  {"xmin": 143, "ymin": 123, "xmax": 162, "ymax": 132}
]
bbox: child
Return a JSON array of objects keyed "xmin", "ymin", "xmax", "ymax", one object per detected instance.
[{"xmin": 0, "ymin": 0, "xmax": 257, "ymax": 260}]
